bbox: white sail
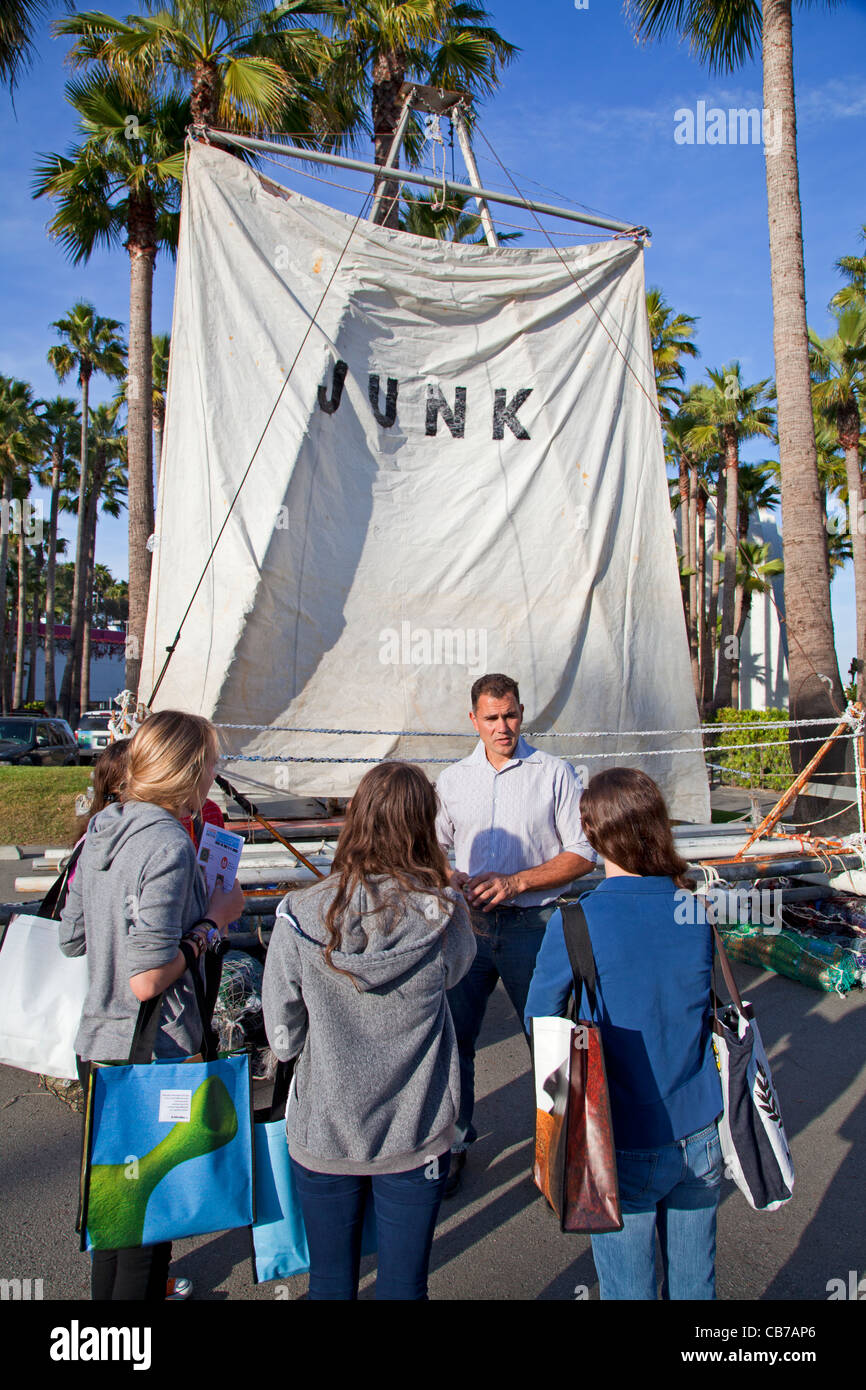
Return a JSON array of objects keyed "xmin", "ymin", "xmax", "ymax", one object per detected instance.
[{"xmin": 142, "ymin": 143, "xmax": 709, "ymax": 821}]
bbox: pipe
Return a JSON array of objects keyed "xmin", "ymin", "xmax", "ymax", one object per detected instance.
[{"xmin": 204, "ymin": 129, "xmax": 648, "ymax": 238}]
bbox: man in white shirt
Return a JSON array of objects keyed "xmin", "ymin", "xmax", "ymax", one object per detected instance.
[{"xmin": 435, "ymin": 672, "xmax": 595, "ymax": 1195}]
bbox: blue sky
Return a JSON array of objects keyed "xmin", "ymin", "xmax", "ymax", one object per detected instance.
[{"xmin": 1, "ymin": 0, "xmax": 864, "ymax": 674}]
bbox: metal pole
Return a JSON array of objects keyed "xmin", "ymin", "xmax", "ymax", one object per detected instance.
[
  {"xmin": 733, "ymin": 705, "xmax": 859, "ymax": 859},
  {"xmin": 369, "ymin": 90, "xmax": 415, "ymax": 226},
  {"xmin": 452, "ymin": 111, "xmax": 498, "ymax": 248},
  {"xmin": 205, "ymin": 128, "xmax": 648, "ymax": 238}
]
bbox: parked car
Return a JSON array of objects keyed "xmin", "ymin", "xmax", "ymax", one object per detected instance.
[
  {"xmin": 0, "ymin": 716, "xmax": 79, "ymax": 766},
  {"xmin": 75, "ymin": 711, "xmax": 114, "ymax": 764}
]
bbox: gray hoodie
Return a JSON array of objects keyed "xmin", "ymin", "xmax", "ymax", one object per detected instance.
[
  {"xmin": 59, "ymin": 801, "xmax": 208, "ymax": 1062},
  {"xmin": 262, "ymin": 875, "xmax": 476, "ymax": 1174}
]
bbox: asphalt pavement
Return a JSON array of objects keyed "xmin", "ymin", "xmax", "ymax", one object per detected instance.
[{"xmin": 1, "ymin": 957, "xmax": 863, "ymax": 1303}]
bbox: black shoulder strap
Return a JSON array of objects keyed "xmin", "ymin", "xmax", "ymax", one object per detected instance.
[
  {"xmin": 39, "ymin": 839, "xmax": 86, "ymax": 921},
  {"xmin": 559, "ymin": 900, "xmax": 599, "ymax": 1018}
]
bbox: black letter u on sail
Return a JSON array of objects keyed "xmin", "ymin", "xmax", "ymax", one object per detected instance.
[
  {"xmin": 368, "ymin": 374, "xmax": 398, "ymax": 427},
  {"xmin": 318, "ymin": 359, "xmax": 348, "ymax": 414}
]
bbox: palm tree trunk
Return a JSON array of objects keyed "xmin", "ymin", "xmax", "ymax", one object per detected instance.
[
  {"xmin": 713, "ymin": 425, "xmax": 739, "ymax": 711},
  {"xmin": 80, "ymin": 521, "xmax": 97, "ymax": 714},
  {"xmin": 687, "ymin": 460, "xmax": 700, "ymax": 700},
  {"xmin": 151, "ymin": 398, "xmax": 164, "ymax": 534},
  {"xmin": 13, "ymin": 525, "xmax": 26, "ymax": 709},
  {"xmin": 763, "ymin": 0, "xmax": 845, "ymax": 791},
  {"xmin": 191, "ymin": 58, "xmax": 220, "ymax": 128},
  {"xmin": 60, "ymin": 367, "xmax": 91, "ymax": 725},
  {"xmin": 697, "ymin": 488, "xmax": 708, "ymax": 715},
  {"xmin": 371, "ymin": 49, "xmax": 406, "ymax": 229},
  {"xmin": 0, "ymin": 474, "xmax": 11, "ymax": 713},
  {"xmin": 26, "ymin": 545, "xmax": 42, "ymax": 706},
  {"xmin": 839, "ymin": 402, "xmax": 866, "ymax": 700},
  {"xmin": 44, "ymin": 430, "xmax": 62, "ymax": 714},
  {"xmin": 703, "ymin": 473, "xmax": 724, "ymax": 712},
  {"xmin": 126, "ymin": 197, "xmax": 156, "ymax": 700}
]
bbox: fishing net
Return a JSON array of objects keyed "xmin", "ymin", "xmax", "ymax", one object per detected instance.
[
  {"xmin": 720, "ymin": 921, "xmax": 866, "ymax": 996},
  {"xmin": 213, "ymin": 950, "xmax": 265, "ymax": 1052}
]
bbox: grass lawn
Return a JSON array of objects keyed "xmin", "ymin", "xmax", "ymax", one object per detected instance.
[{"xmin": 0, "ymin": 767, "xmax": 91, "ymax": 846}]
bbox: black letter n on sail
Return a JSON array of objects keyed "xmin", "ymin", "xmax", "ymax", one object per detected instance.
[
  {"xmin": 426, "ymin": 384, "xmax": 466, "ymax": 438},
  {"xmin": 318, "ymin": 359, "xmax": 348, "ymax": 414},
  {"xmin": 493, "ymin": 387, "xmax": 532, "ymax": 440}
]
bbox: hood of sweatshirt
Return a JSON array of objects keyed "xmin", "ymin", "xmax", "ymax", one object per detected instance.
[
  {"xmin": 278, "ymin": 875, "xmax": 463, "ymax": 993},
  {"xmin": 84, "ymin": 800, "xmax": 191, "ymax": 872}
]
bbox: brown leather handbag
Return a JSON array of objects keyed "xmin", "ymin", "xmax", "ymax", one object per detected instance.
[{"xmin": 531, "ymin": 901, "xmax": 622, "ymax": 1233}]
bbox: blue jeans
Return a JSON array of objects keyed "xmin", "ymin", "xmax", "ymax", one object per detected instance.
[
  {"xmin": 590, "ymin": 1121, "xmax": 723, "ymax": 1300},
  {"xmin": 291, "ymin": 1153, "xmax": 451, "ymax": 1300},
  {"xmin": 446, "ymin": 904, "xmax": 554, "ymax": 1146}
]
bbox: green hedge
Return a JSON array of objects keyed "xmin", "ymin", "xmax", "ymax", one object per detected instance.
[{"xmin": 708, "ymin": 708, "xmax": 794, "ymax": 793}]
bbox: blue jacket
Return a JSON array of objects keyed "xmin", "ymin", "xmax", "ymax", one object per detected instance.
[{"xmin": 524, "ymin": 875, "xmax": 722, "ymax": 1149}]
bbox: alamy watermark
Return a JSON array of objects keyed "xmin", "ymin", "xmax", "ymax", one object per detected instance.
[
  {"xmin": 379, "ymin": 620, "xmax": 488, "ymax": 676},
  {"xmin": 0, "ymin": 1277, "xmax": 43, "ymax": 1300},
  {"xmin": 674, "ymin": 102, "xmax": 781, "ymax": 153},
  {"xmin": 0, "ymin": 498, "xmax": 42, "ymax": 542},
  {"xmin": 677, "ymin": 887, "xmax": 782, "ymax": 934},
  {"xmin": 826, "ymin": 1270, "xmax": 865, "ymax": 1300}
]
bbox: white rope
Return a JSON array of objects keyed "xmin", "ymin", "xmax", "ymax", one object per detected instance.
[
  {"xmin": 214, "ymin": 716, "xmax": 837, "ymax": 739},
  {"xmin": 221, "ymin": 734, "xmax": 855, "ymax": 767},
  {"xmin": 423, "ymin": 114, "xmax": 448, "ymax": 212}
]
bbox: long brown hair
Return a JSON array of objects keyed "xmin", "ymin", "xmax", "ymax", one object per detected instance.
[
  {"xmin": 76, "ymin": 739, "xmax": 130, "ymax": 834},
  {"xmin": 323, "ymin": 762, "xmax": 451, "ymax": 979},
  {"xmin": 579, "ymin": 767, "xmax": 692, "ymax": 889}
]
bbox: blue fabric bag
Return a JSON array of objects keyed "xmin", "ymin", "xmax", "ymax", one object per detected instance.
[
  {"xmin": 81, "ymin": 1051, "xmax": 255, "ymax": 1251},
  {"xmin": 250, "ymin": 1062, "xmax": 376, "ymax": 1283}
]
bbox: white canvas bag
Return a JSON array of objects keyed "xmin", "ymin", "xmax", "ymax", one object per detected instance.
[{"xmin": 0, "ymin": 913, "xmax": 87, "ymax": 1080}]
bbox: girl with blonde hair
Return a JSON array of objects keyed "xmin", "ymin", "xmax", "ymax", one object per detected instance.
[{"xmin": 60, "ymin": 709, "xmax": 244, "ymax": 1301}]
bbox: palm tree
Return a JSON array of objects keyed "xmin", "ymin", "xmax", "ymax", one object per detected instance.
[
  {"xmin": 732, "ymin": 539, "xmax": 785, "ymax": 708},
  {"xmin": 79, "ymin": 402, "xmax": 127, "ymax": 710},
  {"xmin": 686, "ymin": 364, "xmax": 776, "ymax": 712},
  {"xmin": 33, "ymin": 396, "xmax": 79, "ymax": 713},
  {"xmin": 0, "ymin": 0, "xmax": 55, "ymax": 91},
  {"xmin": 831, "ymin": 225, "xmax": 866, "ymax": 311},
  {"xmin": 626, "ymin": 0, "xmax": 846, "ymax": 762},
  {"xmin": 318, "ymin": 2, "xmax": 517, "ymax": 228},
  {"xmin": 647, "ymin": 287, "xmax": 699, "ymax": 422},
  {"xmin": 664, "ymin": 407, "xmax": 701, "ymax": 698},
  {"xmin": 810, "ymin": 308, "xmax": 866, "ymax": 692},
  {"xmin": 46, "ymin": 302, "xmax": 126, "ymax": 724},
  {"xmin": 151, "ymin": 331, "xmax": 170, "ymax": 523},
  {"xmin": 56, "ymin": 1, "xmax": 347, "ymax": 136},
  {"xmin": 0, "ymin": 378, "xmax": 43, "ymax": 711},
  {"xmin": 35, "ymin": 74, "xmax": 187, "ymax": 704}
]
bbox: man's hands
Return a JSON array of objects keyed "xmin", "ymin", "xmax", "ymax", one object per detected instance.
[
  {"xmin": 449, "ymin": 852, "xmax": 595, "ymax": 914},
  {"xmin": 464, "ymin": 872, "xmax": 523, "ymax": 912}
]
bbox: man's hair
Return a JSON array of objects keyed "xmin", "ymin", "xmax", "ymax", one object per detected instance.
[{"xmin": 470, "ymin": 673, "xmax": 520, "ymax": 710}]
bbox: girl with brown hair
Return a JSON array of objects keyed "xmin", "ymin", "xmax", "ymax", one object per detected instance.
[
  {"xmin": 262, "ymin": 760, "xmax": 476, "ymax": 1300},
  {"xmin": 525, "ymin": 767, "xmax": 723, "ymax": 1301},
  {"xmin": 60, "ymin": 710, "xmax": 245, "ymax": 1300}
]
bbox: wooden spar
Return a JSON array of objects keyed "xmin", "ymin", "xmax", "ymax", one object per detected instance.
[
  {"xmin": 733, "ymin": 702, "xmax": 863, "ymax": 860},
  {"xmin": 215, "ymin": 774, "xmax": 326, "ymax": 879}
]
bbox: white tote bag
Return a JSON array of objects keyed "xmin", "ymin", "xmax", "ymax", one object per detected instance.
[{"xmin": 0, "ymin": 914, "xmax": 88, "ymax": 1080}]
